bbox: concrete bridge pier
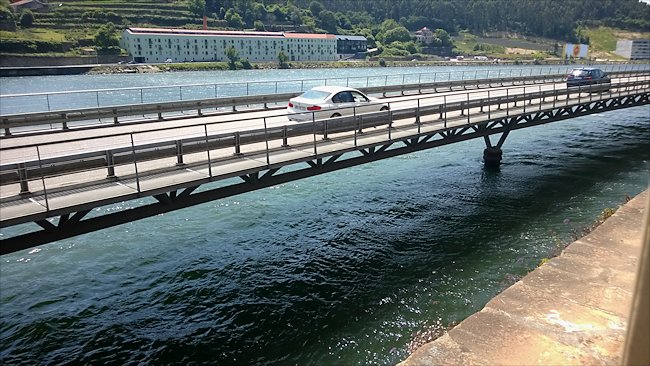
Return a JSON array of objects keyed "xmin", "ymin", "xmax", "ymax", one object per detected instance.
[
  {"xmin": 482, "ymin": 131, "xmax": 509, "ymax": 167},
  {"xmin": 483, "ymin": 147, "xmax": 502, "ymax": 167}
]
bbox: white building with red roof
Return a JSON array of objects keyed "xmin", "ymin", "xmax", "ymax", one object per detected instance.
[
  {"xmin": 415, "ymin": 27, "xmax": 435, "ymax": 45},
  {"xmin": 120, "ymin": 27, "xmax": 338, "ymax": 63}
]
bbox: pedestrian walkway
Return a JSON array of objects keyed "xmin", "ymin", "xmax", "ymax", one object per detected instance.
[{"xmin": 400, "ymin": 190, "xmax": 648, "ymax": 365}]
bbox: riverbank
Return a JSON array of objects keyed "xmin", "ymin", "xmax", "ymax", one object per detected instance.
[
  {"xmin": 1, "ymin": 57, "xmax": 624, "ymax": 77},
  {"xmin": 399, "ymin": 189, "xmax": 649, "ymax": 365},
  {"xmin": 86, "ymin": 58, "xmax": 585, "ymax": 75}
]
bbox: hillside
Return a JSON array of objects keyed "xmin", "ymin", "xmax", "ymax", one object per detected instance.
[{"xmin": 0, "ymin": 0, "xmax": 648, "ymax": 60}]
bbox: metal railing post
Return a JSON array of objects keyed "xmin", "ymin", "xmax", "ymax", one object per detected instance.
[
  {"xmin": 467, "ymin": 92, "xmax": 470, "ymax": 124},
  {"xmin": 18, "ymin": 162, "xmax": 29, "ymax": 194},
  {"xmin": 176, "ymin": 140, "xmax": 184, "ymax": 165},
  {"xmin": 234, "ymin": 132, "xmax": 242, "ymax": 155},
  {"xmin": 106, "ymin": 150, "xmax": 115, "ymax": 178},
  {"xmin": 312, "ymin": 113, "xmax": 318, "ymax": 155},
  {"xmin": 443, "ymin": 95, "xmax": 447, "ymax": 128},
  {"xmin": 263, "ymin": 117, "xmax": 270, "ymax": 166},
  {"xmin": 130, "ymin": 134, "xmax": 141, "ymax": 193},
  {"xmin": 282, "ymin": 125, "xmax": 289, "ymax": 147},
  {"xmin": 579, "ymin": 85, "xmax": 582, "ymax": 104},
  {"xmin": 204, "ymin": 124, "xmax": 212, "ymax": 178},
  {"xmin": 36, "ymin": 146, "xmax": 49, "ymax": 211}
]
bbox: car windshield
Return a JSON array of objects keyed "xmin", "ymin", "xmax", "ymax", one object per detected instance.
[
  {"xmin": 570, "ymin": 69, "xmax": 590, "ymax": 76},
  {"xmin": 298, "ymin": 90, "xmax": 330, "ymax": 100}
]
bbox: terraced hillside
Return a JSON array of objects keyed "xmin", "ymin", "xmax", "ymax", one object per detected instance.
[
  {"xmin": 35, "ymin": 0, "xmax": 207, "ymax": 29},
  {"xmin": 0, "ymin": 0, "xmax": 225, "ymax": 56}
]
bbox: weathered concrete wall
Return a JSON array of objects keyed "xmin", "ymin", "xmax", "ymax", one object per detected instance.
[
  {"xmin": 0, "ymin": 55, "xmax": 129, "ymax": 67},
  {"xmin": 400, "ymin": 190, "xmax": 648, "ymax": 366}
]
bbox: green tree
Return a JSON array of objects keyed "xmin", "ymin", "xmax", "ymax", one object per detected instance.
[
  {"xmin": 226, "ymin": 46, "xmax": 238, "ymax": 69},
  {"xmin": 277, "ymin": 50, "xmax": 288, "ymax": 68},
  {"xmin": 94, "ymin": 23, "xmax": 119, "ymax": 49},
  {"xmin": 379, "ymin": 19, "xmax": 401, "ymax": 34},
  {"xmin": 254, "ymin": 20, "xmax": 264, "ymax": 31},
  {"xmin": 225, "ymin": 8, "xmax": 243, "ymax": 29},
  {"xmin": 252, "ymin": 2, "xmax": 266, "ymax": 20},
  {"xmin": 289, "ymin": 6, "xmax": 302, "ymax": 27},
  {"xmin": 335, "ymin": 12, "xmax": 351, "ymax": 30},
  {"xmin": 188, "ymin": 0, "xmax": 205, "ymax": 18},
  {"xmin": 309, "ymin": 1, "xmax": 324, "ymax": 16},
  {"xmin": 19, "ymin": 9, "xmax": 33, "ymax": 27},
  {"xmin": 317, "ymin": 9, "xmax": 337, "ymax": 33},
  {"xmin": 383, "ymin": 26, "xmax": 411, "ymax": 43},
  {"xmin": 0, "ymin": 6, "xmax": 16, "ymax": 31},
  {"xmin": 434, "ymin": 28, "xmax": 452, "ymax": 47}
]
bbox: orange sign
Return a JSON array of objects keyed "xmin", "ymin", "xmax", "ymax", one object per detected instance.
[{"xmin": 572, "ymin": 44, "xmax": 581, "ymax": 57}]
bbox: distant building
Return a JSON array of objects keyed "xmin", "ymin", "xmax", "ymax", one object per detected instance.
[
  {"xmin": 415, "ymin": 27, "xmax": 434, "ymax": 44},
  {"xmin": 335, "ymin": 35, "xmax": 367, "ymax": 59},
  {"xmin": 120, "ymin": 27, "xmax": 338, "ymax": 63},
  {"xmin": 9, "ymin": 0, "xmax": 49, "ymax": 12},
  {"xmin": 615, "ymin": 39, "xmax": 650, "ymax": 60}
]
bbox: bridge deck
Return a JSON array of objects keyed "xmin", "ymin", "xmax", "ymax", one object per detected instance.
[{"xmin": 1, "ymin": 75, "xmax": 648, "ymax": 252}]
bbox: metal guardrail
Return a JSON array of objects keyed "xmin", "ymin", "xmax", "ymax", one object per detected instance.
[
  {"xmin": 1, "ymin": 77, "xmax": 648, "ymax": 206},
  {"xmin": 3, "ymin": 70, "xmax": 649, "ymax": 136},
  {"xmin": 2, "ymin": 65, "xmax": 648, "ymax": 116}
]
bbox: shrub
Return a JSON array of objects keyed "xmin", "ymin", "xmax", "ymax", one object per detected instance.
[
  {"xmin": 0, "ymin": 7, "xmax": 16, "ymax": 31},
  {"xmin": 0, "ymin": 38, "xmax": 70, "ymax": 53},
  {"xmin": 378, "ymin": 58, "xmax": 386, "ymax": 67},
  {"xmin": 94, "ymin": 23, "xmax": 119, "ymax": 49},
  {"xmin": 19, "ymin": 9, "xmax": 34, "ymax": 28}
]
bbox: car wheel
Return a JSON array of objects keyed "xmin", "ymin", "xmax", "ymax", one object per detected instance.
[
  {"xmin": 380, "ymin": 106, "xmax": 389, "ymax": 111},
  {"xmin": 330, "ymin": 113, "xmax": 341, "ymax": 118}
]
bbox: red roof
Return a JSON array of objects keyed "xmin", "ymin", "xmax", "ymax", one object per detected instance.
[
  {"xmin": 126, "ymin": 28, "xmax": 336, "ymax": 40},
  {"xmin": 282, "ymin": 32, "xmax": 336, "ymax": 39},
  {"xmin": 127, "ymin": 27, "xmax": 284, "ymax": 38}
]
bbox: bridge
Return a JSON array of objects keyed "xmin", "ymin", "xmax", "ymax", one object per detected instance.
[{"xmin": 1, "ymin": 69, "xmax": 649, "ymax": 254}]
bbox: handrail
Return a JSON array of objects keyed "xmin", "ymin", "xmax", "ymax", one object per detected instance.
[
  {"xmin": 1, "ymin": 78, "xmax": 647, "ymax": 192},
  {"xmin": 3, "ymin": 69, "xmax": 649, "ymax": 136},
  {"xmin": 1, "ymin": 64, "xmax": 648, "ymax": 115}
]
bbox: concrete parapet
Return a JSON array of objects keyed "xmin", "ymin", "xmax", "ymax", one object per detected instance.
[{"xmin": 400, "ymin": 190, "xmax": 648, "ymax": 366}]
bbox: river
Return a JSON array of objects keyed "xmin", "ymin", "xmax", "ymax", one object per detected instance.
[{"xmin": 1, "ymin": 65, "xmax": 649, "ymax": 365}]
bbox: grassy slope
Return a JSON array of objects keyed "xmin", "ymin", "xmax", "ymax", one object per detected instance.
[
  {"xmin": 582, "ymin": 26, "xmax": 650, "ymax": 60},
  {"xmin": 453, "ymin": 26, "xmax": 650, "ymax": 60},
  {"xmin": 0, "ymin": 28, "xmax": 67, "ymax": 42}
]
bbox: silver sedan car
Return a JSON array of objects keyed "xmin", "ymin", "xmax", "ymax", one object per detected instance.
[{"xmin": 287, "ymin": 86, "xmax": 389, "ymax": 122}]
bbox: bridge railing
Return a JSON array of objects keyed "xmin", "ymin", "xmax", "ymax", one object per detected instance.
[
  {"xmin": 1, "ymin": 76, "xmax": 648, "ymax": 226},
  {"xmin": 2, "ymin": 69, "xmax": 649, "ymax": 136},
  {"xmin": 1, "ymin": 64, "xmax": 648, "ymax": 115}
]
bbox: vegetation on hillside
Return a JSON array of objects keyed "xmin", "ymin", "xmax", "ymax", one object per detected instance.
[{"xmin": 0, "ymin": 0, "xmax": 648, "ymax": 59}]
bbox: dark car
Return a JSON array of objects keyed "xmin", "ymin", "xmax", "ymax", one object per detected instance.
[{"xmin": 566, "ymin": 67, "xmax": 611, "ymax": 89}]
